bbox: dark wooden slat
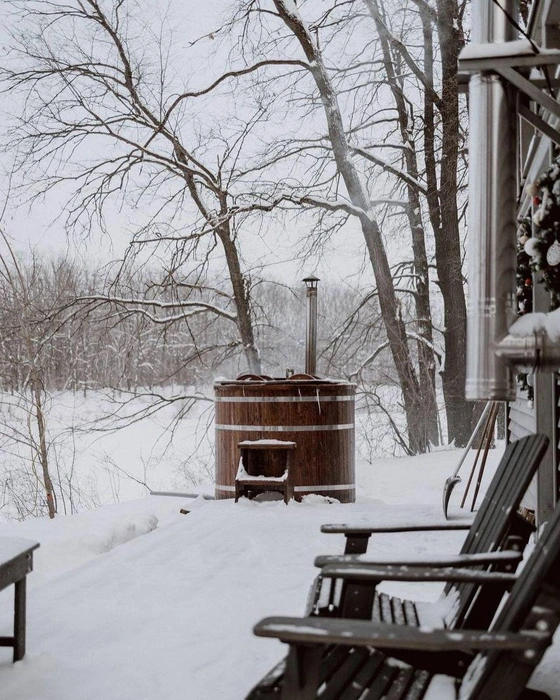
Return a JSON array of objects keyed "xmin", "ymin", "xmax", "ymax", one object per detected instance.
[
  {"xmin": 384, "ymin": 666, "xmax": 416, "ymax": 700},
  {"xmin": 339, "ymin": 650, "xmax": 385, "ymax": 700},
  {"xmin": 360, "ymin": 663, "xmax": 398, "ymax": 700},
  {"xmin": 318, "ymin": 645, "xmax": 355, "ymax": 689},
  {"xmin": 379, "ymin": 593, "xmax": 392, "ymax": 623},
  {"xmin": 316, "ymin": 551, "xmax": 522, "ymax": 569},
  {"xmin": 403, "ymin": 600, "xmax": 419, "ymax": 627},
  {"xmin": 320, "ymin": 647, "xmax": 370, "ymax": 700},
  {"xmin": 255, "ymin": 617, "xmax": 549, "ymax": 651},
  {"xmin": 372, "ymin": 591, "xmax": 381, "ymax": 623},
  {"xmin": 323, "ymin": 523, "xmax": 471, "ymax": 535},
  {"xmin": 322, "ymin": 565, "xmax": 516, "ymax": 585},
  {"xmin": 400, "ymin": 670, "xmax": 431, "ymax": 700},
  {"xmin": 391, "ymin": 598, "xmax": 406, "ymax": 626}
]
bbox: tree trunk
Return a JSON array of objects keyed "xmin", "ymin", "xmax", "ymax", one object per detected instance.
[
  {"xmin": 179, "ymin": 164, "xmax": 262, "ymax": 375},
  {"xmin": 31, "ymin": 375, "xmax": 56, "ymax": 518},
  {"xmin": 367, "ymin": 0, "xmax": 440, "ymax": 446},
  {"xmin": 216, "ymin": 225, "xmax": 262, "ymax": 374},
  {"xmin": 433, "ymin": 0, "xmax": 473, "ymax": 445},
  {"xmin": 274, "ymin": 0, "xmax": 429, "ymax": 452}
]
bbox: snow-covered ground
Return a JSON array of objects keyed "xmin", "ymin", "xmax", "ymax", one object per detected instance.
[{"xmin": 0, "ymin": 442, "xmax": 558, "ymax": 699}]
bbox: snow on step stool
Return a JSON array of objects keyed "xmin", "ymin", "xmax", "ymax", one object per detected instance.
[
  {"xmin": 237, "ymin": 440, "xmax": 296, "ymax": 448},
  {"xmin": 235, "ymin": 441, "xmax": 296, "ymax": 504}
]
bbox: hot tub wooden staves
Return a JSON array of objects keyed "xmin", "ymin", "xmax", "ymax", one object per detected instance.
[{"xmin": 214, "ymin": 378, "xmax": 355, "ymax": 502}]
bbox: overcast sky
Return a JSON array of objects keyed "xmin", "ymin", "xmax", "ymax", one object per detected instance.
[{"xmin": 0, "ymin": 1, "xmax": 380, "ymax": 288}]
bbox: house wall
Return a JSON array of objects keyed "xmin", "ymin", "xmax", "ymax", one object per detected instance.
[{"xmin": 509, "ymin": 0, "xmax": 560, "ymax": 520}]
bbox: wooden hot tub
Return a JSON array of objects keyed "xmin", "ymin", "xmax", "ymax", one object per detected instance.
[{"xmin": 214, "ymin": 377, "xmax": 355, "ymax": 502}]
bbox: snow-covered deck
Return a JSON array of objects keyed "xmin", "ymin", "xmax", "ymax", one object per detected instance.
[{"xmin": 0, "ymin": 448, "xmax": 558, "ymax": 700}]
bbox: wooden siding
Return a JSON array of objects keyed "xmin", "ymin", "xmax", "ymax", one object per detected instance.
[{"xmin": 507, "ymin": 392, "xmax": 536, "ymax": 442}]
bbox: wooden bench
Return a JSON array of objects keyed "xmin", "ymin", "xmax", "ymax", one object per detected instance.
[
  {"xmin": 309, "ymin": 434, "xmax": 548, "ymax": 629},
  {"xmin": 235, "ymin": 440, "xmax": 296, "ymax": 504},
  {"xmin": 246, "ymin": 435, "xmax": 550, "ymax": 699},
  {"xmin": 0, "ymin": 538, "xmax": 39, "ymax": 662},
  {"xmin": 249, "ymin": 496, "xmax": 560, "ymax": 699}
]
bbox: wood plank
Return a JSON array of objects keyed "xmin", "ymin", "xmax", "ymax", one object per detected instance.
[
  {"xmin": 384, "ymin": 666, "xmax": 416, "ymax": 700},
  {"xmin": 508, "ymin": 409, "xmax": 536, "ymax": 433},
  {"xmin": 403, "ymin": 600, "xmax": 419, "ymax": 627},
  {"xmin": 391, "ymin": 598, "xmax": 406, "ymax": 626},
  {"xmin": 402, "ymin": 670, "xmax": 431, "ymax": 700},
  {"xmin": 372, "ymin": 591, "xmax": 381, "ymax": 623},
  {"xmin": 508, "ymin": 417, "xmax": 535, "ymax": 440},
  {"xmin": 360, "ymin": 663, "xmax": 398, "ymax": 700},
  {"xmin": 341, "ymin": 650, "xmax": 385, "ymax": 700},
  {"xmin": 320, "ymin": 647, "xmax": 369, "ymax": 700},
  {"xmin": 379, "ymin": 593, "xmax": 393, "ymax": 623},
  {"xmin": 509, "ymin": 398, "xmax": 535, "ymax": 418}
]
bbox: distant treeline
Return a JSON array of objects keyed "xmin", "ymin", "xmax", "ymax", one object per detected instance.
[{"xmin": 0, "ymin": 256, "xmax": 392, "ymax": 394}]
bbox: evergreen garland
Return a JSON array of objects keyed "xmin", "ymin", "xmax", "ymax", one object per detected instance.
[
  {"xmin": 518, "ymin": 153, "xmax": 560, "ymax": 312},
  {"xmin": 516, "ymin": 216, "xmax": 533, "ymax": 316},
  {"xmin": 513, "ymin": 154, "xmax": 560, "ymax": 402}
]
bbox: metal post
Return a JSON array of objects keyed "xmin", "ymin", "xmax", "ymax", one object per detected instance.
[
  {"xmin": 465, "ymin": 0, "xmax": 519, "ymax": 401},
  {"xmin": 303, "ymin": 276, "xmax": 319, "ymax": 376}
]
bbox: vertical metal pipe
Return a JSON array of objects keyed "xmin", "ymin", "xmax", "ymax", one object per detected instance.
[
  {"xmin": 465, "ymin": 0, "xmax": 519, "ymax": 401},
  {"xmin": 304, "ymin": 276, "xmax": 319, "ymax": 375}
]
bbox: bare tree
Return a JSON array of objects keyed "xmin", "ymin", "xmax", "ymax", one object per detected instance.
[
  {"xmin": 0, "ymin": 238, "xmax": 67, "ymax": 518},
  {"xmin": 220, "ymin": 0, "xmax": 436, "ymax": 452},
  {"xmin": 221, "ymin": 0, "xmax": 472, "ymax": 447},
  {"xmin": 1, "ymin": 0, "xmax": 285, "ymax": 374}
]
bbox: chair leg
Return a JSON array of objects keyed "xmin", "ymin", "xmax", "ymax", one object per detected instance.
[{"xmin": 13, "ymin": 578, "xmax": 26, "ymax": 662}]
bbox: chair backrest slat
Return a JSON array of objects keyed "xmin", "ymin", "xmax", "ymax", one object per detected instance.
[
  {"xmin": 465, "ymin": 500, "xmax": 560, "ymax": 699},
  {"xmin": 445, "ymin": 435, "xmax": 549, "ymax": 628}
]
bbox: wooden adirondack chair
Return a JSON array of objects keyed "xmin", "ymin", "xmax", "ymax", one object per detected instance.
[
  {"xmin": 309, "ymin": 434, "xmax": 549, "ymax": 631},
  {"xmin": 250, "ymin": 496, "xmax": 560, "ymax": 700}
]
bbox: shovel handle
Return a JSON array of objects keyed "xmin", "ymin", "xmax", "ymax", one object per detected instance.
[
  {"xmin": 470, "ymin": 403, "xmax": 499, "ymax": 511},
  {"xmin": 451, "ymin": 402, "xmax": 493, "ymax": 480},
  {"xmin": 460, "ymin": 403, "xmax": 497, "ymax": 509}
]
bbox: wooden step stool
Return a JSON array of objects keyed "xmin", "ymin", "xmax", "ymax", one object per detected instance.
[{"xmin": 235, "ymin": 440, "xmax": 296, "ymax": 504}]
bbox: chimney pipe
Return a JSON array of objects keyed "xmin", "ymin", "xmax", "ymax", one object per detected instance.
[
  {"xmin": 465, "ymin": 0, "xmax": 519, "ymax": 401},
  {"xmin": 303, "ymin": 276, "xmax": 319, "ymax": 375}
]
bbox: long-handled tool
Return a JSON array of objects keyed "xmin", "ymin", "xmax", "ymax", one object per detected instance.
[
  {"xmin": 469, "ymin": 403, "xmax": 499, "ymax": 512},
  {"xmin": 442, "ymin": 402, "xmax": 493, "ymax": 519},
  {"xmin": 459, "ymin": 403, "xmax": 499, "ymax": 511}
]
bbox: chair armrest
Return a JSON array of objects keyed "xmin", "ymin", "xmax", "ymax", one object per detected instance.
[
  {"xmin": 321, "ymin": 522, "xmax": 472, "ymax": 535},
  {"xmin": 254, "ymin": 616, "xmax": 549, "ymax": 652},
  {"xmin": 314, "ymin": 550, "xmax": 522, "ymax": 569},
  {"xmin": 320, "ymin": 564, "xmax": 517, "ymax": 586}
]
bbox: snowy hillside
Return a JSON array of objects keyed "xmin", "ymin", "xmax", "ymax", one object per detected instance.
[{"xmin": 1, "ymin": 447, "xmax": 558, "ymax": 700}]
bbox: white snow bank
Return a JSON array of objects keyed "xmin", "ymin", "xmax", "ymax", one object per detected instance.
[
  {"xmin": 460, "ymin": 38, "xmax": 536, "ymax": 60},
  {"xmin": 0, "ymin": 495, "xmax": 196, "ymax": 587},
  {"xmin": 0, "ymin": 444, "xmax": 557, "ymax": 700},
  {"xmin": 509, "ymin": 308, "xmax": 560, "ymax": 341}
]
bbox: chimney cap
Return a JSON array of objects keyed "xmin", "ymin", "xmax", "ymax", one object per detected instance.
[{"xmin": 303, "ymin": 275, "xmax": 320, "ymax": 288}]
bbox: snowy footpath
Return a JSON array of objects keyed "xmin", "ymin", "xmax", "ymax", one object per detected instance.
[{"xmin": 0, "ymin": 448, "xmax": 558, "ymax": 699}]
